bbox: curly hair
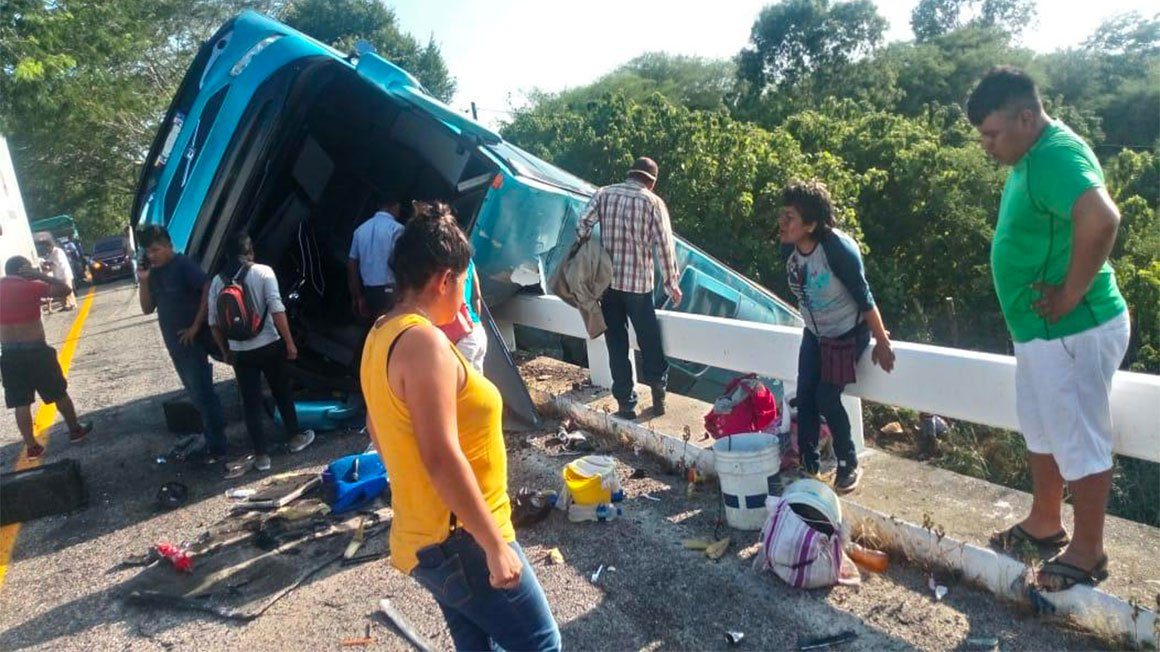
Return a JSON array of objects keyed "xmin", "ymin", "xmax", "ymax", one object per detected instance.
[
  {"xmin": 780, "ymin": 179, "xmax": 837, "ymax": 239},
  {"xmin": 391, "ymin": 201, "xmax": 472, "ymax": 292}
]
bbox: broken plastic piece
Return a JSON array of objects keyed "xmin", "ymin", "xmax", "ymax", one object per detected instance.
[
  {"xmin": 928, "ymin": 575, "xmax": 948, "ymax": 601},
  {"xmin": 797, "ymin": 630, "xmax": 858, "ymax": 650},
  {"xmin": 641, "ymin": 493, "xmax": 661, "ymax": 502},
  {"xmin": 705, "ymin": 538, "xmax": 731, "ymax": 560},
  {"xmin": 725, "ymin": 631, "xmax": 745, "ymax": 646},
  {"xmin": 965, "ymin": 637, "xmax": 999, "ymax": 650},
  {"xmin": 225, "ymin": 488, "xmax": 256, "ymax": 500},
  {"xmin": 154, "ymin": 542, "xmax": 192, "ymax": 573},
  {"xmin": 591, "ymin": 564, "xmax": 605, "ymax": 582},
  {"xmin": 546, "ymin": 548, "xmax": 565, "ymax": 565},
  {"xmin": 682, "ymin": 538, "xmax": 712, "ymax": 551},
  {"xmin": 379, "ymin": 598, "xmax": 433, "ymax": 652}
]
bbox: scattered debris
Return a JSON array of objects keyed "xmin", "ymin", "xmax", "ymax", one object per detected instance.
[
  {"xmin": 224, "ymin": 455, "xmax": 255, "ymax": 479},
  {"xmin": 880, "ymin": 422, "xmax": 904, "ymax": 436},
  {"xmin": 628, "ymin": 467, "xmax": 647, "ymax": 480},
  {"xmin": 344, "ymin": 516, "xmax": 367, "ymax": 559},
  {"xmin": 156, "ymin": 482, "xmax": 189, "ymax": 510},
  {"xmin": 340, "ymin": 552, "xmax": 387, "ymax": 567},
  {"xmin": 154, "ymin": 542, "xmax": 192, "ymax": 573},
  {"xmin": 640, "ymin": 493, "xmax": 661, "ymax": 502},
  {"xmin": 928, "ymin": 575, "xmax": 948, "ymax": 601},
  {"xmin": 225, "ymin": 488, "xmax": 257, "ymax": 500},
  {"xmin": 705, "ymin": 538, "xmax": 731, "ymax": 561},
  {"xmin": 513, "ymin": 488, "xmax": 557, "ymax": 528},
  {"xmin": 682, "ymin": 539, "xmax": 712, "ymax": 551},
  {"xmin": 379, "ymin": 599, "xmax": 433, "ymax": 652},
  {"xmin": 591, "ymin": 564, "xmax": 605, "ymax": 583},
  {"xmin": 848, "ymin": 543, "xmax": 889, "ymax": 573},
  {"xmin": 797, "ymin": 630, "xmax": 858, "ymax": 650},
  {"xmin": 545, "ymin": 548, "xmax": 565, "ymax": 565},
  {"xmin": 965, "ymin": 637, "xmax": 1000, "ymax": 650},
  {"xmin": 724, "ymin": 630, "xmax": 745, "ymax": 646}
]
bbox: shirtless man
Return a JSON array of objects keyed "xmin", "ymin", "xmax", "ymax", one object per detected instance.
[{"xmin": 0, "ymin": 256, "xmax": 93, "ymax": 459}]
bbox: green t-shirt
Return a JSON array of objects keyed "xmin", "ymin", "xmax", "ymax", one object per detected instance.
[{"xmin": 991, "ymin": 121, "xmax": 1126, "ymax": 343}]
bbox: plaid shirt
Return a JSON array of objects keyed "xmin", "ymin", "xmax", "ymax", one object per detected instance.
[{"xmin": 577, "ymin": 180, "xmax": 679, "ymax": 295}]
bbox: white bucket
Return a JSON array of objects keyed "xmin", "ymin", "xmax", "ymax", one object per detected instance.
[
  {"xmin": 781, "ymin": 477, "xmax": 842, "ymax": 529},
  {"xmin": 712, "ymin": 432, "xmax": 781, "ymax": 530}
]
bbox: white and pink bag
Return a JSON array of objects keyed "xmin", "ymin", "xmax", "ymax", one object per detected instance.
[{"xmin": 753, "ymin": 496, "xmax": 860, "ymax": 589}]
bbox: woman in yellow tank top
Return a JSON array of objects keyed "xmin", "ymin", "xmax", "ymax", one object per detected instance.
[{"xmin": 361, "ymin": 205, "xmax": 560, "ymax": 651}]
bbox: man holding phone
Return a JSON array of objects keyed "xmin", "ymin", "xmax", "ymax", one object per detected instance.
[{"xmin": 137, "ymin": 225, "xmax": 229, "ymax": 461}]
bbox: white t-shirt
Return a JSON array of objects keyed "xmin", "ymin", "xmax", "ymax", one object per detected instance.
[
  {"xmin": 48, "ymin": 247, "xmax": 73, "ymax": 283},
  {"xmin": 207, "ymin": 262, "xmax": 285, "ymax": 352}
]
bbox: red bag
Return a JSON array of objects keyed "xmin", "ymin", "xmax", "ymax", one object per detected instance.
[
  {"xmin": 704, "ymin": 374, "xmax": 779, "ymax": 439},
  {"xmin": 437, "ymin": 303, "xmax": 474, "ymax": 343}
]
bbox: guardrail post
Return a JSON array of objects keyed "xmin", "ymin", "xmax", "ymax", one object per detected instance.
[
  {"xmin": 844, "ymin": 395, "xmax": 865, "ymax": 455},
  {"xmin": 586, "ymin": 336, "xmax": 632, "ymax": 390}
]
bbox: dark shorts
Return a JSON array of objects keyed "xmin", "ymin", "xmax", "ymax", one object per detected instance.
[
  {"xmin": 364, "ymin": 286, "xmax": 396, "ymax": 317},
  {"xmin": 1, "ymin": 343, "xmax": 68, "ymax": 408}
]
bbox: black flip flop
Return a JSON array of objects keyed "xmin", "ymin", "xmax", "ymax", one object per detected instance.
[
  {"xmin": 990, "ymin": 523, "xmax": 1070, "ymax": 560},
  {"xmin": 1036, "ymin": 554, "xmax": 1109, "ymax": 591}
]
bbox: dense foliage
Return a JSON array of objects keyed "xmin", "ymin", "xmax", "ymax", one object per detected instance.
[
  {"xmin": 503, "ymin": 4, "xmax": 1159, "ymax": 373},
  {"xmin": 0, "ymin": 0, "xmax": 454, "ymax": 242}
]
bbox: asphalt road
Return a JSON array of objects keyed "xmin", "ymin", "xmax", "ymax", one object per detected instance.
[{"xmin": 0, "ymin": 280, "xmax": 1109, "ymax": 650}]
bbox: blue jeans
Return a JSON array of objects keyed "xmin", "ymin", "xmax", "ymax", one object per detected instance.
[
  {"xmin": 170, "ymin": 343, "xmax": 228, "ymax": 454},
  {"xmin": 796, "ymin": 324, "xmax": 870, "ymax": 473},
  {"xmin": 412, "ymin": 530, "xmax": 561, "ymax": 652},
  {"xmin": 600, "ymin": 288, "xmax": 668, "ymax": 409}
]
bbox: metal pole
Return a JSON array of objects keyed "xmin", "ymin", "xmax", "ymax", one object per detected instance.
[{"xmin": 470, "ymin": 101, "xmax": 478, "ymax": 121}]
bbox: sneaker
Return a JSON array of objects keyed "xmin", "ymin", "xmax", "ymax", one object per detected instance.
[
  {"xmin": 651, "ymin": 387, "xmax": 666, "ymax": 416},
  {"xmin": 68, "ymin": 421, "xmax": 93, "ymax": 443},
  {"xmin": 835, "ymin": 466, "xmax": 863, "ymax": 494},
  {"xmin": 288, "ymin": 429, "xmax": 316, "ymax": 453},
  {"xmin": 254, "ymin": 454, "xmax": 272, "ymax": 472}
]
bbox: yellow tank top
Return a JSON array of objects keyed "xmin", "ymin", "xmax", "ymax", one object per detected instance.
[{"xmin": 360, "ymin": 312, "xmax": 514, "ymax": 573}]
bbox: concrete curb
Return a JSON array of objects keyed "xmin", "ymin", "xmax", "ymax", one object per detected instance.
[{"xmin": 537, "ymin": 390, "xmax": 1158, "ymax": 648}]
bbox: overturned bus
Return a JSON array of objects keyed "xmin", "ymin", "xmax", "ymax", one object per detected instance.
[{"xmin": 133, "ymin": 11, "xmax": 802, "ymax": 424}]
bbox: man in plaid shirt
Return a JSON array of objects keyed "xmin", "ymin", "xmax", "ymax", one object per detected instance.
[{"xmin": 577, "ymin": 157, "xmax": 683, "ymax": 419}]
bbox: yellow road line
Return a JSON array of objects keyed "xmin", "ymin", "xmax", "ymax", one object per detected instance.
[{"xmin": 0, "ymin": 287, "xmax": 96, "ymax": 588}]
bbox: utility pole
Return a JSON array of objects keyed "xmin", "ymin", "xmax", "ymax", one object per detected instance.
[{"xmin": 470, "ymin": 101, "xmax": 478, "ymax": 121}]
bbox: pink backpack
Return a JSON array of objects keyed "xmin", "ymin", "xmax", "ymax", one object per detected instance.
[{"xmin": 704, "ymin": 374, "xmax": 779, "ymax": 439}]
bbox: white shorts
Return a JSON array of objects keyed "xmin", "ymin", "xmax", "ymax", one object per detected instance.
[
  {"xmin": 1014, "ymin": 311, "xmax": 1130, "ymax": 481},
  {"xmin": 456, "ymin": 324, "xmax": 488, "ymax": 373}
]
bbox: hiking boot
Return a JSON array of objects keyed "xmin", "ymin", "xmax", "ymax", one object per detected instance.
[
  {"xmin": 288, "ymin": 429, "xmax": 316, "ymax": 453},
  {"xmin": 614, "ymin": 406, "xmax": 637, "ymax": 420},
  {"xmin": 651, "ymin": 387, "xmax": 666, "ymax": 416},
  {"xmin": 835, "ymin": 465, "xmax": 862, "ymax": 494},
  {"xmin": 68, "ymin": 421, "xmax": 93, "ymax": 443},
  {"xmin": 254, "ymin": 454, "xmax": 272, "ymax": 472}
]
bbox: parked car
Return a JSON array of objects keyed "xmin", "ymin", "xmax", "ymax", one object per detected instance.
[
  {"xmin": 88, "ymin": 235, "xmax": 134, "ymax": 283},
  {"xmin": 133, "ymin": 11, "xmax": 802, "ymax": 408}
]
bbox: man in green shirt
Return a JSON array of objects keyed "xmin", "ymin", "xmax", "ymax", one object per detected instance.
[{"xmin": 967, "ymin": 67, "xmax": 1130, "ymax": 592}]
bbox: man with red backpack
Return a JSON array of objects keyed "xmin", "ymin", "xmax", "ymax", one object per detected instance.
[{"xmin": 209, "ymin": 232, "xmax": 313, "ymax": 473}]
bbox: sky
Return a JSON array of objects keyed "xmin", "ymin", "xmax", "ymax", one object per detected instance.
[{"xmin": 390, "ymin": 0, "xmax": 1154, "ymax": 128}]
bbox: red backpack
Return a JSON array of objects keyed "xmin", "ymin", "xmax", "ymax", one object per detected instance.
[
  {"xmin": 216, "ymin": 264, "xmax": 266, "ymax": 341},
  {"xmin": 704, "ymin": 374, "xmax": 779, "ymax": 439}
]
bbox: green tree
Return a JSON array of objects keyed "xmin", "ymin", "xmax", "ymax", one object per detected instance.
[
  {"xmin": 282, "ymin": 0, "xmax": 455, "ymax": 102},
  {"xmin": 736, "ymin": 0, "xmax": 887, "ymax": 99},
  {"xmin": 529, "ymin": 53, "xmax": 735, "ymax": 113},
  {"xmin": 910, "ymin": 0, "xmax": 1037, "ymax": 42},
  {"xmin": 0, "ymin": 0, "xmax": 274, "ymax": 241}
]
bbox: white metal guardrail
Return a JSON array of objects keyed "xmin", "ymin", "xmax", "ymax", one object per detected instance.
[{"xmin": 495, "ymin": 294, "xmax": 1160, "ymax": 464}]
